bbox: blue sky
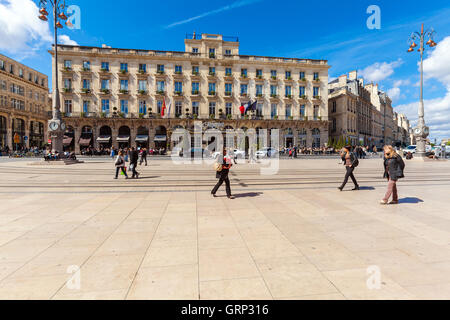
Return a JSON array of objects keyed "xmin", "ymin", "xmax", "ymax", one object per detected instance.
[{"xmin": 1, "ymin": 0, "xmax": 450, "ymax": 141}]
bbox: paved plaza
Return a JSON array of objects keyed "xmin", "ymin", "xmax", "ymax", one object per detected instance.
[{"xmin": 0, "ymin": 156, "xmax": 449, "ymax": 300}]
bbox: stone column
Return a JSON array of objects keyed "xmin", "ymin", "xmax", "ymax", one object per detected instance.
[
  {"xmin": 130, "ymin": 125, "xmax": 137, "ymax": 149},
  {"xmin": 149, "ymin": 127, "xmax": 155, "ymax": 149},
  {"xmin": 306, "ymin": 128, "xmax": 313, "ymax": 148},
  {"xmin": 74, "ymin": 125, "xmax": 81, "ymax": 154},
  {"xmin": 293, "ymin": 128, "xmax": 298, "ymax": 147},
  {"xmin": 25, "ymin": 120, "xmax": 30, "ymax": 149},
  {"xmin": 320, "ymin": 124, "xmax": 329, "ymax": 147},
  {"xmin": 94, "ymin": 125, "xmax": 100, "ymax": 150},
  {"xmin": 166, "ymin": 130, "xmax": 172, "ymax": 151},
  {"xmin": 112, "ymin": 127, "xmax": 119, "ymax": 150}
]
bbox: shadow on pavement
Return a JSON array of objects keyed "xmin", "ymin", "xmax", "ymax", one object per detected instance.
[
  {"xmin": 359, "ymin": 186, "xmax": 375, "ymax": 190},
  {"xmin": 233, "ymin": 192, "xmax": 263, "ymax": 198},
  {"xmin": 136, "ymin": 176, "xmax": 160, "ymax": 180},
  {"xmin": 399, "ymin": 197, "xmax": 424, "ymax": 204}
]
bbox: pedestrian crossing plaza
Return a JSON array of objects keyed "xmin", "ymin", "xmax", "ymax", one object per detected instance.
[{"xmin": 0, "ymin": 157, "xmax": 449, "ymax": 299}]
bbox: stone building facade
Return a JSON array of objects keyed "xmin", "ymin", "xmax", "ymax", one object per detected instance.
[
  {"xmin": 51, "ymin": 33, "xmax": 330, "ymax": 153},
  {"xmin": 328, "ymin": 71, "xmax": 410, "ymax": 148},
  {"xmin": 0, "ymin": 54, "xmax": 50, "ymax": 150},
  {"xmin": 328, "ymin": 71, "xmax": 383, "ymax": 147}
]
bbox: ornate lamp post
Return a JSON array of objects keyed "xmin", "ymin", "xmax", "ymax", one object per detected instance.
[
  {"xmin": 38, "ymin": 0, "xmax": 69, "ymax": 153},
  {"xmin": 407, "ymin": 23, "xmax": 437, "ymax": 158}
]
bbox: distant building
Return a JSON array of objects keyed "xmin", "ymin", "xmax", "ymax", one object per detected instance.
[
  {"xmin": 328, "ymin": 71, "xmax": 383, "ymax": 147},
  {"xmin": 0, "ymin": 54, "xmax": 50, "ymax": 150},
  {"xmin": 328, "ymin": 70, "xmax": 411, "ymax": 148}
]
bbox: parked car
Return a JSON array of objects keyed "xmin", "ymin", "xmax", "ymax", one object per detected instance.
[
  {"xmin": 403, "ymin": 144, "xmax": 432, "ymax": 156},
  {"xmin": 256, "ymin": 147, "xmax": 277, "ymax": 158},
  {"xmin": 403, "ymin": 145, "xmax": 417, "ymax": 154},
  {"xmin": 232, "ymin": 149, "xmax": 246, "ymax": 159},
  {"xmin": 211, "ymin": 149, "xmax": 246, "ymax": 160}
]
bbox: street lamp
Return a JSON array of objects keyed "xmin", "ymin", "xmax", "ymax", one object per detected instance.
[
  {"xmin": 38, "ymin": 0, "xmax": 70, "ymax": 154},
  {"xmin": 407, "ymin": 23, "xmax": 437, "ymax": 158}
]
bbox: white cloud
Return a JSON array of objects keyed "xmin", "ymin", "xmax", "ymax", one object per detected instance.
[
  {"xmin": 387, "ymin": 87, "xmax": 401, "ymax": 101},
  {"xmin": 395, "ymin": 36, "xmax": 450, "ymax": 141},
  {"xmin": 423, "ymin": 36, "xmax": 450, "ymax": 88},
  {"xmin": 59, "ymin": 35, "xmax": 78, "ymax": 46},
  {"xmin": 0, "ymin": 0, "xmax": 52, "ymax": 55},
  {"xmin": 165, "ymin": 0, "xmax": 262, "ymax": 29},
  {"xmin": 359, "ymin": 59, "xmax": 403, "ymax": 83}
]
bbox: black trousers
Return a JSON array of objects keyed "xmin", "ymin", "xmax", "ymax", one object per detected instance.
[
  {"xmin": 131, "ymin": 162, "xmax": 139, "ymax": 178},
  {"xmin": 211, "ymin": 176, "xmax": 231, "ymax": 197},
  {"xmin": 115, "ymin": 167, "xmax": 127, "ymax": 178},
  {"xmin": 340, "ymin": 166, "xmax": 358, "ymax": 188}
]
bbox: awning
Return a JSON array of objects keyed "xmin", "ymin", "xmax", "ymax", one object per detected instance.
[
  {"xmin": 117, "ymin": 135, "xmax": 130, "ymax": 142},
  {"xmin": 63, "ymin": 136, "xmax": 73, "ymax": 146},
  {"xmin": 79, "ymin": 138, "xmax": 92, "ymax": 146},
  {"xmin": 135, "ymin": 135, "xmax": 149, "ymax": 142},
  {"xmin": 154, "ymin": 135, "xmax": 167, "ymax": 142},
  {"xmin": 97, "ymin": 135, "xmax": 111, "ymax": 143}
]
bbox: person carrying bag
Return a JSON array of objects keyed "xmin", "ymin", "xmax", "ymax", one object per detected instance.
[
  {"xmin": 114, "ymin": 150, "xmax": 128, "ymax": 179},
  {"xmin": 380, "ymin": 145, "xmax": 405, "ymax": 205},
  {"xmin": 211, "ymin": 148, "xmax": 234, "ymax": 199}
]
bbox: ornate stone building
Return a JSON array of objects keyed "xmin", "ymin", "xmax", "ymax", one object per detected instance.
[
  {"xmin": 328, "ymin": 71, "xmax": 410, "ymax": 148},
  {"xmin": 328, "ymin": 71, "xmax": 383, "ymax": 147},
  {"xmin": 50, "ymin": 33, "xmax": 330, "ymax": 153},
  {"xmin": 0, "ymin": 54, "xmax": 50, "ymax": 150}
]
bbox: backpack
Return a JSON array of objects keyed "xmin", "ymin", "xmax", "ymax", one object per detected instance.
[{"xmin": 351, "ymin": 152, "xmax": 359, "ymax": 168}]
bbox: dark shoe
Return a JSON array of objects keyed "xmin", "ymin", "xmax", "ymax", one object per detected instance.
[
  {"xmin": 389, "ymin": 200, "xmax": 399, "ymax": 205},
  {"xmin": 227, "ymin": 196, "xmax": 235, "ymax": 199},
  {"xmin": 352, "ymin": 186, "xmax": 360, "ymax": 190},
  {"xmin": 338, "ymin": 187, "xmax": 343, "ymax": 191},
  {"xmin": 114, "ymin": 177, "xmax": 118, "ymax": 179},
  {"xmin": 211, "ymin": 193, "xmax": 217, "ymax": 197}
]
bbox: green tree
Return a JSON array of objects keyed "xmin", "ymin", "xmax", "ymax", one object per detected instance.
[{"xmin": 337, "ymin": 136, "xmax": 344, "ymax": 149}]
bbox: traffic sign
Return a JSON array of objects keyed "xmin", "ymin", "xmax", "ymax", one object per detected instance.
[
  {"xmin": 24, "ymin": 136, "xmax": 28, "ymax": 141},
  {"xmin": 14, "ymin": 133, "xmax": 20, "ymax": 144}
]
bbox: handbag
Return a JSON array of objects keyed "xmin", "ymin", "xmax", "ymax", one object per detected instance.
[
  {"xmin": 115, "ymin": 157, "xmax": 123, "ymax": 166},
  {"xmin": 213, "ymin": 162, "xmax": 222, "ymax": 172}
]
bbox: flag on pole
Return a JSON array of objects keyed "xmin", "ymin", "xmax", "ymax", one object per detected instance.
[
  {"xmin": 166, "ymin": 99, "xmax": 172, "ymax": 119},
  {"xmin": 161, "ymin": 98, "xmax": 167, "ymax": 117},
  {"xmin": 239, "ymin": 104, "xmax": 245, "ymax": 115},
  {"xmin": 246, "ymin": 101, "xmax": 257, "ymax": 114}
]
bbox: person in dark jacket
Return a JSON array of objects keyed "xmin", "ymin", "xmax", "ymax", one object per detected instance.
[
  {"xmin": 211, "ymin": 149, "xmax": 234, "ymax": 199},
  {"xmin": 381, "ymin": 145, "xmax": 405, "ymax": 204},
  {"xmin": 141, "ymin": 148, "xmax": 148, "ymax": 166},
  {"xmin": 338, "ymin": 146, "xmax": 360, "ymax": 191},
  {"xmin": 129, "ymin": 147, "xmax": 140, "ymax": 179}
]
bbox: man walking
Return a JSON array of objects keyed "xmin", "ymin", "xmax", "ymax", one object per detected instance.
[
  {"xmin": 129, "ymin": 147, "xmax": 140, "ymax": 179},
  {"xmin": 141, "ymin": 148, "xmax": 148, "ymax": 166}
]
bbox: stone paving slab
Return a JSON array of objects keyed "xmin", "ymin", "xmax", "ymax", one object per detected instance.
[{"xmin": 0, "ymin": 158, "xmax": 449, "ymax": 300}]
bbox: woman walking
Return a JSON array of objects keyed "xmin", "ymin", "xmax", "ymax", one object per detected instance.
[
  {"xmin": 114, "ymin": 150, "xmax": 128, "ymax": 179},
  {"xmin": 211, "ymin": 148, "xmax": 234, "ymax": 199},
  {"xmin": 338, "ymin": 146, "xmax": 360, "ymax": 191},
  {"xmin": 381, "ymin": 145, "xmax": 405, "ymax": 205}
]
